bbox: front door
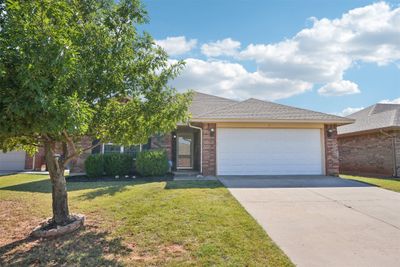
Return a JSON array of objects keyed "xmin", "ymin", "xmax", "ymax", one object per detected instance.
[{"xmin": 177, "ymin": 133, "xmax": 193, "ymax": 169}]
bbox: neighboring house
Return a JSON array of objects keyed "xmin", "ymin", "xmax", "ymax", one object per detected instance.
[
  {"xmin": 338, "ymin": 103, "xmax": 400, "ymax": 177},
  {"xmin": 0, "ymin": 150, "xmax": 28, "ymax": 171},
  {"xmin": 71, "ymin": 91, "xmax": 352, "ymax": 176},
  {"xmin": 0, "ymin": 139, "xmax": 93, "ymax": 172},
  {"xmin": 0, "ymin": 149, "xmax": 51, "ymax": 171}
]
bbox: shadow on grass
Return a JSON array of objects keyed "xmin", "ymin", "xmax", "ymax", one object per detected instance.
[
  {"xmin": 164, "ymin": 180, "xmax": 223, "ymax": 190},
  {"xmin": 0, "ymin": 179, "xmax": 138, "ymax": 194},
  {"xmin": 77, "ymin": 183, "xmax": 140, "ymax": 200},
  {"xmin": 0, "ymin": 226, "xmax": 131, "ymax": 267}
]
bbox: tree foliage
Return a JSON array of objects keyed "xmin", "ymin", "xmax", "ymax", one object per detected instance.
[
  {"xmin": 0, "ymin": 0, "xmax": 191, "ymax": 153},
  {"xmin": 0, "ymin": 0, "xmax": 191, "ymax": 225}
]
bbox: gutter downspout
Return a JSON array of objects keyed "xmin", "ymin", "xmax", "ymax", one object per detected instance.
[
  {"xmin": 188, "ymin": 122, "xmax": 203, "ymax": 174},
  {"xmin": 380, "ymin": 130, "xmax": 398, "ymax": 177}
]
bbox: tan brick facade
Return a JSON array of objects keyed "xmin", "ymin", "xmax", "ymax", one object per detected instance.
[
  {"xmin": 338, "ymin": 130, "xmax": 399, "ymax": 177},
  {"xmin": 325, "ymin": 124, "xmax": 340, "ymax": 176},
  {"xmin": 201, "ymin": 123, "xmax": 216, "ymax": 176}
]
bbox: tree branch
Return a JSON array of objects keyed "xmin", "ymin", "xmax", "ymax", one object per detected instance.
[{"xmin": 62, "ymin": 139, "xmax": 102, "ymax": 168}]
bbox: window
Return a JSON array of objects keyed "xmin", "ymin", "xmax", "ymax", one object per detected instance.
[
  {"xmin": 100, "ymin": 142, "xmax": 150, "ymax": 158},
  {"xmin": 123, "ymin": 145, "xmax": 140, "ymax": 158},
  {"xmin": 103, "ymin": 144, "xmax": 122, "ymax": 154},
  {"xmin": 91, "ymin": 140, "xmax": 101, "ymax": 154}
]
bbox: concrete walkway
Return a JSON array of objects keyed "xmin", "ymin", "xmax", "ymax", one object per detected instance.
[{"xmin": 220, "ymin": 176, "xmax": 400, "ymax": 267}]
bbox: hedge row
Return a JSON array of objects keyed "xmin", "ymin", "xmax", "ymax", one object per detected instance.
[
  {"xmin": 85, "ymin": 153, "xmax": 134, "ymax": 178},
  {"xmin": 85, "ymin": 149, "xmax": 169, "ymax": 178},
  {"xmin": 136, "ymin": 149, "xmax": 169, "ymax": 177}
]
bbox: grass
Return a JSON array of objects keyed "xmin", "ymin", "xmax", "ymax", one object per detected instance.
[
  {"xmin": 0, "ymin": 174, "xmax": 292, "ymax": 266},
  {"xmin": 341, "ymin": 175, "xmax": 400, "ymax": 193}
]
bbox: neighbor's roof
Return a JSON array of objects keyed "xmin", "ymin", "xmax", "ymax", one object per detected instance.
[
  {"xmin": 338, "ymin": 103, "xmax": 400, "ymax": 135},
  {"xmin": 189, "ymin": 92, "xmax": 353, "ymax": 124}
]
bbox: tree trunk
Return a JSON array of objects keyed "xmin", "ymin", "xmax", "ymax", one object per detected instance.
[{"xmin": 44, "ymin": 141, "xmax": 70, "ymax": 225}]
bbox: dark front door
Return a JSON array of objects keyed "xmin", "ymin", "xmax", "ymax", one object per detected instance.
[{"xmin": 177, "ymin": 133, "xmax": 193, "ymax": 169}]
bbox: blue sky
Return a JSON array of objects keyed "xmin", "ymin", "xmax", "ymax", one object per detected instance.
[{"xmin": 142, "ymin": 0, "xmax": 400, "ymax": 115}]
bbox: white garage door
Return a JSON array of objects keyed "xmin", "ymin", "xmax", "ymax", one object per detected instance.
[
  {"xmin": 217, "ymin": 128, "xmax": 323, "ymax": 175},
  {"xmin": 0, "ymin": 151, "xmax": 26, "ymax": 171}
]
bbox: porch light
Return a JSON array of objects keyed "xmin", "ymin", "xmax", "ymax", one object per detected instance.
[
  {"xmin": 327, "ymin": 128, "xmax": 334, "ymax": 138},
  {"xmin": 210, "ymin": 128, "xmax": 215, "ymax": 137}
]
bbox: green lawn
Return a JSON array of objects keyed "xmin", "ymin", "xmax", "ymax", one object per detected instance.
[
  {"xmin": 0, "ymin": 174, "xmax": 292, "ymax": 266},
  {"xmin": 341, "ymin": 175, "xmax": 400, "ymax": 193}
]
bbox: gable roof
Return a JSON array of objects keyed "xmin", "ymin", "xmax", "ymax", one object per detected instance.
[
  {"xmin": 189, "ymin": 91, "xmax": 238, "ymax": 118},
  {"xmin": 338, "ymin": 103, "xmax": 400, "ymax": 135},
  {"xmin": 189, "ymin": 92, "xmax": 353, "ymax": 124}
]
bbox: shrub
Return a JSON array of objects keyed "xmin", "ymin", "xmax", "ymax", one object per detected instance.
[
  {"xmin": 85, "ymin": 154, "xmax": 104, "ymax": 178},
  {"xmin": 136, "ymin": 149, "xmax": 169, "ymax": 177},
  {"xmin": 103, "ymin": 153, "xmax": 134, "ymax": 176}
]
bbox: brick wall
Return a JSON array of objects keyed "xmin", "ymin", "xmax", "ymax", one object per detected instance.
[
  {"xmin": 69, "ymin": 136, "xmax": 94, "ymax": 173},
  {"xmin": 151, "ymin": 133, "xmax": 173, "ymax": 160},
  {"xmin": 338, "ymin": 130, "xmax": 398, "ymax": 177},
  {"xmin": 24, "ymin": 137, "xmax": 93, "ymax": 173},
  {"xmin": 202, "ymin": 123, "xmax": 216, "ymax": 176},
  {"xmin": 25, "ymin": 147, "xmax": 46, "ymax": 170},
  {"xmin": 325, "ymin": 124, "xmax": 340, "ymax": 176}
]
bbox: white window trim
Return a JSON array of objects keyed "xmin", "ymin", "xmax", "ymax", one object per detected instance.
[{"xmin": 101, "ymin": 143, "xmax": 141, "ymax": 154}]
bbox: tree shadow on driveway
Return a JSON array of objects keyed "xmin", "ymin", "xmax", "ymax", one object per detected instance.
[{"xmin": 219, "ymin": 175, "xmax": 374, "ymax": 189}]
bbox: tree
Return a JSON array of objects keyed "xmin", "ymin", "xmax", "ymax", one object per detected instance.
[{"xmin": 0, "ymin": 0, "xmax": 191, "ymax": 226}]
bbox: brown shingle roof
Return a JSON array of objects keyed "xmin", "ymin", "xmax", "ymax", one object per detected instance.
[
  {"xmin": 338, "ymin": 104, "xmax": 400, "ymax": 135},
  {"xmin": 189, "ymin": 91, "xmax": 238, "ymax": 118},
  {"xmin": 189, "ymin": 92, "xmax": 353, "ymax": 124}
]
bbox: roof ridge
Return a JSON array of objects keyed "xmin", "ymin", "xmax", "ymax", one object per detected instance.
[
  {"xmin": 390, "ymin": 108, "xmax": 398, "ymax": 126},
  {"xmin": 194, "ymin": 91, "xmax": 239, "ymax": 103},
  {"xmin": 195, "ymin": 96, "xmax": 352, "ymax": 122},
  {"xmin": 196, "ymin": 98, "xmax": 265, "ymax": 118},
  {"xmin": 367, "ymin": 104, "xmax": 378, "ymax": 116}
]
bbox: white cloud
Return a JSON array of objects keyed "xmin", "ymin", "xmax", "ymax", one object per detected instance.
[
  {"xmin": 171, "ymin": 58, "xmax": 312, "ymax": 100},
  {"xmin": 239, "ymin": 2, "xmax": 400, "ymax": 85},
  {"xmin": 155, "ymin": 36, "xmax": 197, "ymax": 56},
  {"xmin": 380, "ymin": 97, "xmax": 400, "ymax": 104},
  {"xmin": 201, "ymin": 38, "xmax": 241, "ymax": 57},
  {"xmin": 166, "ymin": 2, "xmax": 400, "ymax": 101},
  {"xmin": 318, "ymin": 80, "xmax": 360, "ymax": 96},
  {"xmin": 337, "ymin": 107, "xmax": 364, "ymax": 116}
]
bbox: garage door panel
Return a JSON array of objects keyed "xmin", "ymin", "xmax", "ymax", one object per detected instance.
[{"xmin": 217, "ymin": 128, "xmax": 323, "ymax": 175}]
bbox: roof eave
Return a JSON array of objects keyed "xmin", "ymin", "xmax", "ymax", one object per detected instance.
[
  {"xmin": 190, "ymin": 117, "xmax": 355, "ymax": 125},
  {"xmin": 338, "ymin": 126, "xmax": 400, "ymax": 137}
]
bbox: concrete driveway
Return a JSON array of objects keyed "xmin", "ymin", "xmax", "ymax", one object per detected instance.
[{"xmin": 219, "ymin": 176, "xmax": 400, "ymax": 267}]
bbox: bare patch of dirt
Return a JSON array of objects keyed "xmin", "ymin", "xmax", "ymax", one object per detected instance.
[
  {"xmin": 0, "ymin": 224, "xmax": 131, "ymax": 266},
  {"xmin": 162, "ymin": 244, "xmax": 186, "ymax": 254},
  {"xmin": 0, "ymin": 200, "xmax": 42, "ymax": 246}
]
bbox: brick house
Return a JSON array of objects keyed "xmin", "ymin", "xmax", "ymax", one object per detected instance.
[
  {"xmin": 1, "ymin": 92, "xmax": 353, "ymax": 176},
  {"xmin": 337, "ymin": 104, "xmax": 400, "ymax": 177},
  {"xmin": 72, "ymin": 92, "xmax": 352, "ymax": 176}
]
